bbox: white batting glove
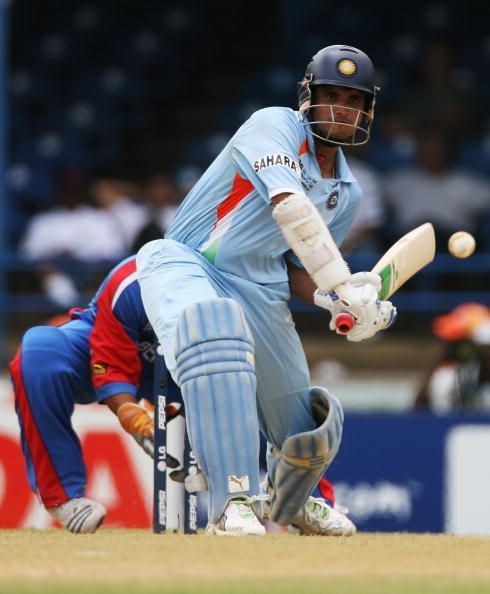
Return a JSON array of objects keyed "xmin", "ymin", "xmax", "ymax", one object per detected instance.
[
  {"xmin": 184, "ymin": 469, "xmax": 209, "ymax": 493},
  {"xmin": 344, "ymin": 271, "xmax": 397, "ymax": 342},
  {"xmin": 348, "ymin": 271, "xmax": 382, "ymax": 292},
  {"xmin": 314, "ymin": 271, "xmax": 397, "ymax": 342}
]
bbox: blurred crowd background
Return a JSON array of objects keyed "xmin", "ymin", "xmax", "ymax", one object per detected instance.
[{"xmin": 1, "ymin": 0, "xmax": 489, "ymax": 411}]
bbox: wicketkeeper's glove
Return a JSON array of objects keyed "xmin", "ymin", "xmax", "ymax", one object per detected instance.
[
  {"xmin": 117, "ymin": 402, "xmax": 155, "ymax": 458},
  {"xmin": 117, "ymin": 401, "xmax": 181, "ymax": 463}
]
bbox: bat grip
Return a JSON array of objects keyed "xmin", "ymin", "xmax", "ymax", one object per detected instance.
[{"xmin": 335, "ymin": 312, "xmax": 355, "ymax": 334}]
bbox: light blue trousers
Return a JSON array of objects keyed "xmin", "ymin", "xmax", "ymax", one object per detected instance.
[{"xmin": 137, "ymin": 239, "xmax": 316, "ymax": 516}]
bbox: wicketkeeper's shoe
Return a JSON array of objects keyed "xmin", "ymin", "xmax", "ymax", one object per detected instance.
[
  {"xmin": 206, "ymin": 497, "xmax": 266, "ymax": 536},
  {"xmin": 47, "ymin": 497, "xmax": 107, "ymax": 534},
  {"xmin": 288, "ymin": 497, "xmax": 356, "ymax": 536}
]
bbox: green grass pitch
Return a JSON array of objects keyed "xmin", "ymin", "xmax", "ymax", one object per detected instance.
[{"xmin": 1, "ymin": 530, "xmax": 489, "ymax": 594}]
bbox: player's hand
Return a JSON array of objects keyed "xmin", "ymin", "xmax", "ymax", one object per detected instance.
[
  {"xmin": 117, "ymin": 402, "xmax": 155, "ymax": 458},
  {"xmin": 344, "ymin": 297, "xmax": 397, "ymax": 342},
  {"xmin": 343, "ymin": 272, "xmax": 397, "ymax": 342},
  {"xmin": 168, "ymin": 467, "xmax": 209, "ymax": 493},
  {"xmin": 117, "ymin": 401, "xmax": 182, "ymax": 465},
  {"xmin": 314, "ymin": 271, "xmax": 397, "ymax": 342}
]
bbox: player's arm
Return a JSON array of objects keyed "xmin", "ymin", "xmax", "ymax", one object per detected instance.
[
  {"xmin": 103, "ymin": 392, "xmax": 137, "ymax": 414},
  {"xmin": 234, "ymin": 110, "xmax": 394, "ymax": 341},
  {"xmin": 273, "ymin": 191, "xmax": 394, "ymax": 341},
  {"xmin": 234, "ymin": 113, "xmax": 352, "ymax": 291},
  {"xmin": 272, "ymin": 191, "xmax": 352, "ymax": 292},
  {"xmin": 287, "ymin": 260, "xmax": 316, "ymax": 304},
  {"xmin": 90, "ymin": 271, "xmax": 154, "ymax": 457},
  {"xmin": 102, "ymin": 391, "xmax": 154, "ymax": 458}
]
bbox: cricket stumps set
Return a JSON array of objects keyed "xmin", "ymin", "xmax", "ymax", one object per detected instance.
[{"xmin": 153, "ymin": 354, "xmax": 198, "ymax": 534}]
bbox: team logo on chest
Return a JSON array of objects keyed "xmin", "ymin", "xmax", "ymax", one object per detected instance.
[{"xmin": 326, "ymin": 190, "xmax": 339, "ymax": 210}]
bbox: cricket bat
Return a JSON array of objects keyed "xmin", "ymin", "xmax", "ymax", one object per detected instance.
[{"xmin": 335, "ymin": 222, "xmax": 436, "ymax": 334}]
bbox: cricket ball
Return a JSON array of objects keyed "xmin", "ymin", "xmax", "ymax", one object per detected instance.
[{"xmin": 448, "ymin": 231, "xmax": 476, "ymax": 259}]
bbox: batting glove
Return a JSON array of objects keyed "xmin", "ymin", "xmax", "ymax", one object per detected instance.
[{"xmin": 314, "ymin": 271, "xmax": 397, "ymax": 342}]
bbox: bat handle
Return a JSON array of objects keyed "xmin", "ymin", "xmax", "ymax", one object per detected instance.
[{"xmin": 335, "ymin": 312, "xmax": 355, "ymax": 334}]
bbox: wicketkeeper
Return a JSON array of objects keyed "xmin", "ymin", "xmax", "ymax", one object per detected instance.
[{"xmin": 10, "ymin": 256, "xmax": 170, "ymax": 533}]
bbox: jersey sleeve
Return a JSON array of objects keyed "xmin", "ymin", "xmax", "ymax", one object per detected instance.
[
  {"xmin": 90, "ymin": 260, "xmax": 144, "ymax": 403},
  {"xmin": 231, "ymin": 107, "xmax": 305, "ymax": 203}
]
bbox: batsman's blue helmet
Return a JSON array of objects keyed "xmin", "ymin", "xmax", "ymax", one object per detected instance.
[{"xmin": 298, "ymin": 45, "xmax": 380, "ymax": 145}]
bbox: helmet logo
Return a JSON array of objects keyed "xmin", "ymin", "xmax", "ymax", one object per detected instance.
[{"xmin": 337, "ymin": 59, "xmax": 357, "ymax": 77}]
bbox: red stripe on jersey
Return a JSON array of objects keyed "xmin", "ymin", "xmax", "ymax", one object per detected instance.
[
  {"xmin": 90, "ymin": 259, "xmax": 141, "ymax": 392},
  {"xmin": 299, "ymin": 139, "xmax": 308, "ymax": 157},
  {"xmin": 101, "ymin": 259, "xmax": 137, "ymax": 303},
  {"xmin": 215, "ymin": 173, "xmax": 254, "ymax": 225},
  {"xmin": 9, "ymin": 349, "xmax": 68, "ymax": 507}
]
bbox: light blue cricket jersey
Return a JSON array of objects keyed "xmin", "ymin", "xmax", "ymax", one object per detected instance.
[{"xmin": 166, "ymin": 107, "xmax": 362, "ymax": 285}]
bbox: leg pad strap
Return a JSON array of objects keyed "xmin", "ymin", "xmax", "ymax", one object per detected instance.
[{"xmin": 269, "ymin": 386, "xmax": 343, "ymax": 525}]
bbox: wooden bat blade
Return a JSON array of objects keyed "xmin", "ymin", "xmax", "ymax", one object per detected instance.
[
  {"xmin": 334, "ymin": 223, "xmax": 436, "ymax": 333},
  {"xmin": 372, "ymin": 223, "xmax": 435, "ymax": 300}
]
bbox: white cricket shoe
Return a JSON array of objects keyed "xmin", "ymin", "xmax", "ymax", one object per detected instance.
[
  {"xmin": 47, "ymin": 497, "xmax": 107, "ymax": 534},
  {"xmin": 206, "ymin": 497, "xmax": 266, "ymax": 536},
  {"xmin": 288, "ymin": 497, "xmax": 356, "ymax": 536}
]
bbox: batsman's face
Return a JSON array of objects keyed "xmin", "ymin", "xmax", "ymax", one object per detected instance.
[{"xmin": 311, "ymin": 85, "xmax": 367, "ymax": 140}]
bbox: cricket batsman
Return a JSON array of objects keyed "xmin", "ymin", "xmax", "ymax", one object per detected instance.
[{"xmin": 137, "ymin": 45, "xmax": 396, "ymax": 536}]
